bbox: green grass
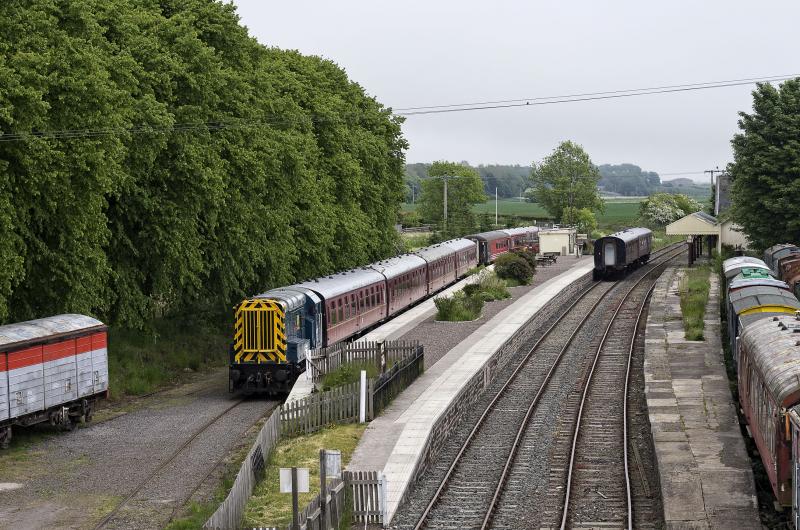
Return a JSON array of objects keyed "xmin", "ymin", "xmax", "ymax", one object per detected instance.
[
  {"xmin": 321, "ymin": 361, "xmax": 380, "ymax": 391},
  {"xmin": 109, "ymin": 318, "xmax": 228, "ymax": 398},
  {"xmin": 244, "ymin": 423, "xmax": 366, "ymax": 528},
  {"xmin": 434, "ymin": 291, "xmax": 484, "ymax": 321},
  {"xmin": 679, "ymin": 266, "xmax": 711, "ymax": 340},
  {"xmin": 400, "ymin": 232, "xmax": 432, "ymax": 251},
  {"xmin": 401, "ymin": 198, "xmax": 643, "ymax": 228}
]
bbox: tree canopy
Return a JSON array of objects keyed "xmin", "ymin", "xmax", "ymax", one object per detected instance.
[
  {"xmin": 418, "ymin": 161, "xmax": 486, "ymax": 238},
  {"xmin": 527, "ymin": 141, "xmax": 603, "ymax": 221},
  {"xmin": 638, "ymin": 193, "xmax": 702, "ymax": 226},
  {"xmin": 0, "ymin": 0, "xmax": 407, "ymax": 326},
  {"xmin": 729, "ymin": 79, "xmax": 800, "ymax": 251}
]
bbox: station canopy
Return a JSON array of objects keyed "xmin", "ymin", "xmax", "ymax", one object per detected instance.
[{"xmin": 665, "ymin": 211, "xmax": 720, "ymax": 236}]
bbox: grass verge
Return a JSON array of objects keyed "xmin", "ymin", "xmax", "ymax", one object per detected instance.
[
  {"xmin": 243, "ymin": 423, "xmax": 366, "ymax": 528},
  {"xmin": 679, "ymin": 265, "xmax": 710, "ymax": 340},
  {"xmin": 435, "ymin": 271, "xmax": 511, "ymax": 321},
  {"xmin": 109, "ymin": 317, "xmax": 228, "ymax": 398},
  {"xmin": 321, "ymin": 361, "xmax": 380, "ymax": 391}
]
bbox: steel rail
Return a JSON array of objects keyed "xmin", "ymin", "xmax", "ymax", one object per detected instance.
[
  {"xmin": 480, "ymin": 244, "xmax": 684, "ymax": 530},
  {"xmin": 412, "ymin": 281, "xmax": 606, "ymax": 530},
  {"xmin": 413, "ymin": 242, "xmax": 683, "ymax": 530},
  {"xmin": 559, "ymin": 247, "xmax": 682, "ymax": 530},
  {"xmin": 93, "ymin": 398, "xmax": 246, "ymax": 529}
]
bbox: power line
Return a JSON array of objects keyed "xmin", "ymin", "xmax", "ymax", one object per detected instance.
[
  {"xmin": 0, "ymin": 74, "xmax": 795, "ymax": 142},
  {"xmin": 396, "ymin": 75, "xmax": 797, "ymax": 116},
  {"xmin": 392, "ymin": 74, "xmax": 799, "ymax": 111}
]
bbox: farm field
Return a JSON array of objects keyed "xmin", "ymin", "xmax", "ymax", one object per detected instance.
[{"xmin": 401, "ymin": 197, "xmax": 643, "ymax": 228}]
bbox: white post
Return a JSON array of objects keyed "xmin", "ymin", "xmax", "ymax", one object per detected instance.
[
  {"xmin": 495, "ymin": 187, "xmax": 498, "ymax": 226},
  {"xmin": 359, "ymin": 370, "xmax": 366, "ymax": 423},
  {"xmin": 379, "ymin": 471, "xmax": 388, "ymax": 524}
]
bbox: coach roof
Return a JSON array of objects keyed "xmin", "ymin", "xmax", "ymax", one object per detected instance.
[
  {"xmin": 741, "ymin": 314, "xmax": 800, "ymax": 406},
  {"xmin": 600, "ymin": 227, "xmax": 652, "ymax": 244},
  {"xmin": 369, "ymin": 254, "xmax": 427, "ymax": 280},
  {"xmin": 295, "ymin": 268, "xmax": 385, "ymax": 300},
  {"xmin": 0, "ymin": 314, "xmax": 105, "ymax": 348}
]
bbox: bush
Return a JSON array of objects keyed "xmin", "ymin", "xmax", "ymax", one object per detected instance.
[
  {"xmin": 475, "ymin": 271, "xmax": 511, "ymax": 301},
  {"xmin": 434, "ymin": 291, "xmax": 484, "ymax": 321},
  {"xmin": 495, "ymin": 253, "xmax": 534, "ymax": 285},
  {"xmin": 511, "ymin": 250, "xmax": 537, "ymax": 272}
]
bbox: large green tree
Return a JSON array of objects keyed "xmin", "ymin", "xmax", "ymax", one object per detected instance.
[
  {"xmin": 729, "ymin": 79, "xmax": 800, "ymax": 251},
  {"xmin": 418, "ymin": 161, "xmax": 486, "ymax": 238},
  {"xmin": 0, "ymin": 0, "xmax": 407, "ymax": 326},
  {"xmin": 527, "ymin": 141, "xmax": 603, "ymax": 222}
]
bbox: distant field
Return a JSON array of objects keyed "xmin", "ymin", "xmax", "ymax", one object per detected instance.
[{"xmin": 401, "ymin": 197, "xmax": 642, "ymax": 227}]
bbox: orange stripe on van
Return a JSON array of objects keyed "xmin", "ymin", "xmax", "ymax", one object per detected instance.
[{"xmin": 7, "ymin": 346, "xmax": 43, "ymax": 370}]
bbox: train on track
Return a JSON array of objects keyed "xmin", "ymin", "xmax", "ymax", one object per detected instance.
[
  {"xmin": 723, "ymin": 244, "xmax": 800, "ymax": 521},
  {"xmin": 0, "ymin": 314, "xmax": 109, "ymax": 448},
  {"xmin": 230, "ymin": 227, "xmax": 540, "ymax": 394},
  {"xmin": 592, "ymin": 227, "xmax": 653, "ymax": 279}
]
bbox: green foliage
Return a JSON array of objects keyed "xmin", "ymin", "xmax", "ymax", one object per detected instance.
[
  {"xmin": 638, "ymin": 192, "xmax": 702, "ymax": 226},
  {"xmin": 321, "ymin": 361, "xmax": 379, "ymax": 391},
  {"xmin": 511, "ymin": 249, "xmax": 537, "ymax": 272},
  {"xmin": 494, "ymin": 253, "xmax": 534, "ymax": 285},
  {"xmin": 528, "ymin": 141, "xmax": 604, "ymax": 222},
  {"xmin": 0, "ymin": 0, "xmax": 406, "ymax": 327},
  {"xmin": 401, "ymin": 233, "xmax": 432, "ymax": 252},
  {"xmin": 679, "ymin": 266, "xmax": 710, "ymax": 341},
  {"xmin": 108, "ymin": 317, "xmax": 228, "ymax": 397},
  {"xmin": 434, "ymin": 291, "xmax": 484, "ymax": 321},
  {"xmin": 562, "ymin": 206, "xmax": 597, "ymax": 235},
  {"xmin": 730, "ymin": 79, "xmax": 800, "ymax": 251},
  {"xmin": 418, "ymin": 161, "xmax": 487, "ymax": 238},
  {"xmin": 463, "ymin": 271, "xmax": 511, "ymax": 302}
]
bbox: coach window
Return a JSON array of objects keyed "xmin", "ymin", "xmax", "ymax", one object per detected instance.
[{"xmin": 351, "ymin": 296, "xmax": 357, "ymax": 316}]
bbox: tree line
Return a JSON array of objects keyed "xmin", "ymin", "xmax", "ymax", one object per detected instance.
[{"xmin": 0, "ymin": 0, "xmax": 406, "ymax": 327}]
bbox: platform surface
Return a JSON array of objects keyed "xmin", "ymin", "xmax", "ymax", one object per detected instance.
[
  {"xmin": 347, "ymin": 258, "xmax": 594, "ymax": 522},
  {"xmin": 644, "ymin": 267, "xmax": 761, "ymax": 529}
]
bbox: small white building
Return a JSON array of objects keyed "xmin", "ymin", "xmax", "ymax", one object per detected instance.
[
  {"xmin": 665, "ymin": 211, "xmax": 749, "ymax": 253},
  {"xmin": 539, "ymin": 228, "xmax": 576, "ymax": 255}
]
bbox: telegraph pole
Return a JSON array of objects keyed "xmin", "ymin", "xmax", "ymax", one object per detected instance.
[
  {"xmin": 443, "ymin": 177, "xmax": 448, "ymax": 232},
  {"xmin": 704, "ymin": 166, "xmax": 724, "ymax": 188}
]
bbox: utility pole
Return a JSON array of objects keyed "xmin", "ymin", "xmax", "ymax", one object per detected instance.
[
  {"xmin": 495, "ymin": 187, "xmax": 498, "ymax": 226},
  {"xmin": 443, "ymin": 177, "xmax": 448, "ymax": 232},
  {"xmin": 704, "ymin": 166, "xmax": 724, "ymax": 188}
]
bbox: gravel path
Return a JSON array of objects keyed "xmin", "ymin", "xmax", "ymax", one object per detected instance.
[
  {"xmin": 402, "ymin": 255, "xmax": 593, "ymax": 369},
  {"xmin": 0, "ymin": 368, "xmax": 276, "ymax": 530}
]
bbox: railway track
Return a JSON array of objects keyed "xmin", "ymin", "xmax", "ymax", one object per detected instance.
[
  {"xmin": 397, "ymin": 243, "xmax": 682, "ymax": 530},
  {"xmin": 557, "ymin": 264, "xmax": 661, "ymax": 529},
  {"xmin": 93, "ymin": 398, "xmax": 272, "ymax": 529}
]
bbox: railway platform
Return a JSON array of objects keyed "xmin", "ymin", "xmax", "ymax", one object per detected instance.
[
  {"xmin": 644, "ymin": 266, "xmax": 760, "ymax": 529},
  {"xmin": 346, "ymin": 257, "xmax": 594, "ymax": 523}
]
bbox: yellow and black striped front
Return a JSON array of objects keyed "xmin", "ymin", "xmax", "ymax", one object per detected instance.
[{"xmin": 233, "ymin": 299, "xmax": 287, "ymax": 363}]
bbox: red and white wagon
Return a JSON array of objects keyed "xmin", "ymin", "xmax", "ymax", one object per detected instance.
[{"xmin": 0, "ymin": 314, "xmax": 108, "ymax": 447}]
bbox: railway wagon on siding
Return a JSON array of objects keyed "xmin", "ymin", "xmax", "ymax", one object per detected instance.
[
  {"xmin": 0, "ymin": 314, "xmax": 108, "ymax": 447},
  {"xmin": 739, "ymin": 314, "xmax": 800, "ymax": 506},
  {"xmin": 764, "ymin": 244, "xmax": 800, "ymax": 273},
  {"xmin": 592, "ymin": 227, "xmax": 652, "ymax": 279},
  {"xmin": 723, "ymin": 256, "xmax": 773, "ymax": 281}
]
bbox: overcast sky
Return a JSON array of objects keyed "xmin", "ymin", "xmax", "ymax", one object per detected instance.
[{"xmin": 231, "ymin": 1, "xmax": 799, "ymax": 181}]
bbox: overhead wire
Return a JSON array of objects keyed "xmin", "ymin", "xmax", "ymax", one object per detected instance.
[{"xmin": 0, "ymin": 73, "xmax": 795, "ymax": 142}]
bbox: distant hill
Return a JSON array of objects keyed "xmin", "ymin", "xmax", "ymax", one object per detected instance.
[{"xmin": 405, "ymin": 162, "xmax": 711, "ymax": 202}]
